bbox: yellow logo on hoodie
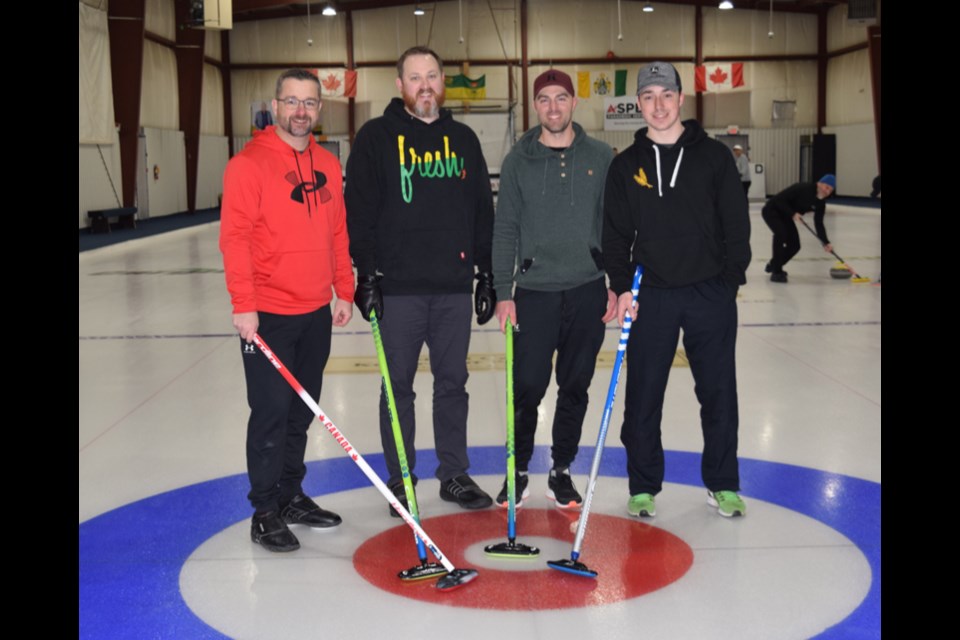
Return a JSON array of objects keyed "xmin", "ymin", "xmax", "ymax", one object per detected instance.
[
  {"xmin": 397, "ymin": 135, "xmax": 466, "ymax": 204},
  {"xmin": 633, "ymin": 168, "xmax": 653, "ymax": 189}
]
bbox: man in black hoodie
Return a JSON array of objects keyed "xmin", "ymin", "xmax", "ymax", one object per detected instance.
[
  {"xmin": 346, "ymin": 46, "xmax": 495, "ymax": 515},
  {"xmin": 603, "ymin": 62, "xmax": 751, "ymax": 519}
]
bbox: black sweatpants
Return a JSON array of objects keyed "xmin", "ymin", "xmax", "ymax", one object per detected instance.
[
  {"xmin": 513, "ymin": 277, "xmax": 607, "ymax": 471},
  {"xmin": 377, "ymin": 294, "xmax": 473, "ymax": 485},
  {"xmin": 241, "ymin": 306, "xmax": 332, "ymax": 513},
  {"xmin": 620, "ymin": 278, "xmax": 740, "ymax": 496},
  {"xmin": 761, "ymin": 205, "xmax": 800, "ymax": 273}
]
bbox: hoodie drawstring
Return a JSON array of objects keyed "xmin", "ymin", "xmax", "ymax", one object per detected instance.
[
  {"xmin": 652, "ymin": 145, "xmax": 684, "ymax": 198},
  {"xmin": 670, "ymin": 148, "xmax": 684, "ymax": 189},
  {"xmin": 653, "ymin": 145, "xmax": 663, "ymax": 197},
  {"xmin": 292, "ymin": 147, "xmax": 318, "ymax": 216}
]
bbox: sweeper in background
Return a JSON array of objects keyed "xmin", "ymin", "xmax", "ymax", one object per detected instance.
[{"xmin": 761, "ymin": 174, "xmax": 840, "ymax": 284}]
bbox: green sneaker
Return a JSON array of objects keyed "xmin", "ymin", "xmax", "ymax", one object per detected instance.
[
  {"xmin": 707, "ymin": 491, "xmax": 746, "ymax": 517},
  {"xmin": 627, "ymin": 493, "xmax": 656, "ymax": 518}
]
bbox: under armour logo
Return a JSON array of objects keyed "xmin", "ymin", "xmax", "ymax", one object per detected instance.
[
  {"xmin": 285, "ymin": 170, "xmax": 333, "ymax": 205},
  {"xmin": 243, "ymin": 343, "xmax": 256, "ymax": 354}
]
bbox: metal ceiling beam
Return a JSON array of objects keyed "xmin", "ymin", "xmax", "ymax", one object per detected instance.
[
  {"xmin": 107, "ymin": 0, "xmax": 146, "ymax": 209},
  {"xmin": 174, "ymin": 0, "xmax": 206, "ymax": 213}
]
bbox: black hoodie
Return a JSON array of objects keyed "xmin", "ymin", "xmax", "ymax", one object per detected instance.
[
  {"xmin": 345, "ymin": 98, "xmax": 494, "ymax": 295},
  {"xmin": 602, "ymin": 119, "xmax": 751, "ymax": 293}
]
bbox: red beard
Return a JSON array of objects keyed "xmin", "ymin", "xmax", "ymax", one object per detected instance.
[{"xmin": 402, "ymin": 88, "xmax": 445, "ymax": 119}]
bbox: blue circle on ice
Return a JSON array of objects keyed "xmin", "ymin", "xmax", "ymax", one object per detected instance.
[{"xmin": 79, "ymin": 446, "xmax": 879, "ymax": 639}]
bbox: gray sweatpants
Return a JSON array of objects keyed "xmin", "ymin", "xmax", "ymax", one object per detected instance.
[{"xmin": 377, "ymin": 293, "xmax": 473, "ymax": 485}]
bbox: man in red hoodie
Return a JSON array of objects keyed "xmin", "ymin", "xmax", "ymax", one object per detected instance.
[{"xmin": 220, "ymin": 69, "xmax": 355, "ymax": 552}]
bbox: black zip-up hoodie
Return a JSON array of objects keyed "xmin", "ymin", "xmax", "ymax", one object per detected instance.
[
  {"xmin": 345, "ymin": 98, "xmax": 494, "ymax": 295},
  {"xmin": 602, "ymin": 119, "xmax": 751, "ymax": 293}
]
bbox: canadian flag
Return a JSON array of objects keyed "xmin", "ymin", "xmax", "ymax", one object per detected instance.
[
  {"xmin": 694, "ymin": 63, "xmax": 744, "ymax": 93},
  {"xmin": 315, "ymin": 68, "xmax": 358, "ymax": 98}
]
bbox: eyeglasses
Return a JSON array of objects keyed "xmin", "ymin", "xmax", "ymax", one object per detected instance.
[{"xmin": 278, "ymin": 97, "xmax": 321, "ymax": 110}]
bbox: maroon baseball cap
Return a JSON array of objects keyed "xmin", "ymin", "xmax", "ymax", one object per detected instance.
[{"xmin": 534, "ymin": 69, "xmax": 575, "ymax": 98}]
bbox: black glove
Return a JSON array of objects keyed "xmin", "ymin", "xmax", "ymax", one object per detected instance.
[
  {"xmin": 356, "ymin": 274, "xmax": 384, "ymax": 322},
  {"xmin": 474, "ymin": 272, "xmax": 496, "ymax": 325}
]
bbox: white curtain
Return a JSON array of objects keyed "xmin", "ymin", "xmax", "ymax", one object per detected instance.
[{"xmin": 79, "ymin": 2, "xmax": 116, "ymax": 144}]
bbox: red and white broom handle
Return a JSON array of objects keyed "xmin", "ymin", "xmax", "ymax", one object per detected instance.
[{"xmin": 252, "ymin": 333, "xmax": 456, "ymax": 574}]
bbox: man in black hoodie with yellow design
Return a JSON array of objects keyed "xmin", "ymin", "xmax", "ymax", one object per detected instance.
[{"xmin": 346, "ymin": 46, "xmax": 495, "ymax": 515}]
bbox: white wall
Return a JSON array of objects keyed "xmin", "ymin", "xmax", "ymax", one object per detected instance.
[
  {"xmin": 827, "ymin": 49, "xmax": 873, "ymax": 126},
  {"xmin": 702, "ymin": 6, "xmax": 817, "ymax": 56},
  {"xmin": 79, "ymin": 129, "xmax": 124, "ymax": 229},
  {"xmin": 821, "ymin": 123, "xmax": 878, "ymax": 197},
  {"xmin": 201, "ymin": 63, "xmax": 225, "ymax": 136},
  {"xmin": 528, "ymin": 0, "xmax": 695, "ymax": 59},
  {"xmin": 145, "ymin": 0, "xmax": 175, "ymax": 40},
  {"xmin": 229, "ymin": 12, "xmax": 347, "ymax": 64},
  {"xmin": 823, "ymin": 3, "xmax": 876, "ymax": 195},
  {"xmin": 141, "ymin": 41, "xmax": 180, "ymax": 130},
  {"xmin": 827, "ymin": 2, "xmax": 871, "ymax": 50},
  {"xmin": 79, "ymin": 2, "xmax": 115, "ymax": 145},
  {"xmin": 204, "ymin": 25, "xmax": 222, "ymax": 61},
  {"xmin": 454, "ymin": 111, "xmax": 514, "ymax": 174},
  {"xmin": 715, "ymin": 127, "xmax": 817, "ymax": 196},
  {"xmin": 197, "ymin": 135, "xmax": 230, "ymax": 209}
]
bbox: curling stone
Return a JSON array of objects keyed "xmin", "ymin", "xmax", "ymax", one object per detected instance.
[{"xmin": 830, "ymin": 262, "xmax": 852, "ymax": 279}]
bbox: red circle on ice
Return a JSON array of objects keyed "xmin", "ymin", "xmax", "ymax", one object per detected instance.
[{"xmin": 353, "ymin": 509, "xmax": 693, "ymax": 610}]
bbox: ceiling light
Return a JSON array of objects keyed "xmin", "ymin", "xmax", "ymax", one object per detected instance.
[
  {"xmin": 643, "ymin": 2, "xmax": 654, "ymax": 12},
  {"xmin": 414, "ymin": 5, "xmax": 425, "ymax": 16},
  {"xmin": 719, "ymin": 1, "xmax": 734, "ymax": 10},
  {"xmin": 322, "ymin": 4, "xmax": 336, "ymax": 17}
]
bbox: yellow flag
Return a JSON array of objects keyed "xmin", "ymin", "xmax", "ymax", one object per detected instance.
[{"xmin": 577, "ymin": 72, "xmax": 591, "ymax": 98}]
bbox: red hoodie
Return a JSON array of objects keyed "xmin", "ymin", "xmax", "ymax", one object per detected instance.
[{"xmin": 220, "ymin": 126, "xmax": 354, "ymax": 315}]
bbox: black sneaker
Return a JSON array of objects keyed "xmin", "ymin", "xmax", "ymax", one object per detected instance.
[
  {"xmin": 439, "ymin": 474, "xmax": 493, "ymax": 509},
  {"xmin": 770, "ymin": 271, "xmax": 788, "ymax": 283},
  {"xmin": 280, "ymin": 493, "xmax": 342, "ymax": 529},
  {"xmin": 495, "ymin": 473, "xmax": 530, "ymax": 508},
  {"xmin": 251, "ymin": 511, "xmax": 300, "ymax": 552},
  {"xmin": 388, "ymin": 478, "xmax": 417, "ymax": 518},
  {"xmin": 546, "ymin": 467, "xmax": 582, "ymax": 510}
]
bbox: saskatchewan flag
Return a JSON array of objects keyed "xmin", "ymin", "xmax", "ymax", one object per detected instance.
[{"xmin": 445, "ymin": 74, "xmax": 486, "ymax": 100}]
